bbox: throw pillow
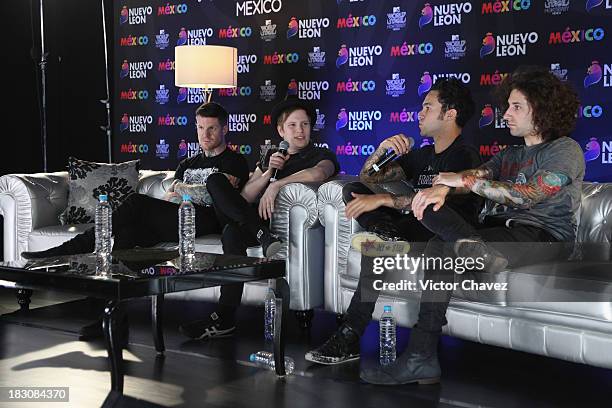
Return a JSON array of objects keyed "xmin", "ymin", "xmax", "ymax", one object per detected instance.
[{"xmin": 59, "ymin": 157, "xmax": 140, "ymax": 225}]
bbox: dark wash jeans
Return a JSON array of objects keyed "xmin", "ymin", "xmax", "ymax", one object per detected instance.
[
  {"xmin": 341, "ymin": 182, "xmax": 434, "ymax": 335},
  {"xmin": 408, "ymin": 204, "xmax": 564, "ymax": 354}
]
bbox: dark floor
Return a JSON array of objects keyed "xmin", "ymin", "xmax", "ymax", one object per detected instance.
[{"xmin": 1, "ymin": 288, "xmax": 611, "ymax": 407}]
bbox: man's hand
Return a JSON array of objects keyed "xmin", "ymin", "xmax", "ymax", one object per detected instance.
[
  {"xmin": 379, "ymin": 134, "xmax": 413, "ymax": 156},
  {"xmin": 345, "ymin": 193, "xmax": 388, "ymax": 219},
  {"xmin": 268, "ymin": 151, "xmax": 288, "ymax": 171},
  {"xmin": 163, "ymin": 191, "xmax": 181, "ymax": 203},
  {"xmin": 433, "ymin": 172, "xmax": 464, "ymax": 188},
  {"xmin": 223, "ymin": 173, "xmax": 240, "ymax": 188},
  {"xmin": 411, "ymin": 185, "xmax": 451, "ymax": 221},
  {"xmin": 258, "ymin": 182, "xmax": 281, "ymax": 220}
]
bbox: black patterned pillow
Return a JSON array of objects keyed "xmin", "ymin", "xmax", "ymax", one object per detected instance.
[{"xmin": 59, "ymin": 157, "xmax": 140, "ymax": 225}]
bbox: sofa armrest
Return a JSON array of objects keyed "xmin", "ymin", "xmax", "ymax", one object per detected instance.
[
  {"xmin": 317, "ymin": 177, "xmax": 415, "ymax": 312},
  {"xmin": 0, "ymin": 172, "xmax": 69, "ymax": 261},
  {"xmin": 317, "ymin": 177, "xmax": 361, "ymax": 312},
  {"xmin": 271, "ymin": 181, "xmax": 325, "ymax": 310},
  {"xmin": 137, "ymin": 170, "xmax": 176, "ymax": 200}
]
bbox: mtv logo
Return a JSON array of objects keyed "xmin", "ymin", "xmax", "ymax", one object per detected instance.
[
  {"xmin": 159, "ymin": 29, "xmax": 165, "ymax": 34},
  {"xmin": 392, "ymin": 73, "xmax": 400, "ymax": 79},
  {"xmin": 452, "ymin": 34, "xmax": 459, "ymax": 41},
  {"xmin": 160, "ymin": 139, "xmax": 165, "ymax": 144},
  {"xmin": 265, "ymin": 20, "xmax": 271, "ymax": 25},
  {"xmin": 265, "ymin": 80, "xmax": 271, "ymax": 85},
  {"xmin": 551, "ymin": 63, "xmax": 560, "ymax": 70},
  {"xmin": 313, "ymin": 46, "xmax": 320, "ymax": 52},
  {"xmin": 159, "ymin": 85, "xmax": 166, "ymax": 89},
  {"xmin": 393, "ymin": 6, "xmax": 400, "ymax": 12}
]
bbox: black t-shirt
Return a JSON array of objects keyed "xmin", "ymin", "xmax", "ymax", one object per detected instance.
[
  {"xmin": 396, "ymin": 135, "xmax": 483, "ymax": 222},
  {"xmin": 258, "ymin": 143, "xmax": 340, "ymax": 180},
  {"xmin": 175, "ymin": 148, "xmax": 250, "ymax": 190}
]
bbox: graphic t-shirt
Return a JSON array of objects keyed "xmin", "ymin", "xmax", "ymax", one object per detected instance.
[
  {"xmin": 174, "ymin": 148, "xmax": 250, "ymax": 205},
  {"xmin": 396, "ymin": 135, "xmax": 483, "ymax": 222},
  {"xmin": 258, "ymin": 143, "xmax": 340, "ymax": 180},
  {"xmin": 480, "ymin": 137, "xmax": 585, "ymax": 241}
]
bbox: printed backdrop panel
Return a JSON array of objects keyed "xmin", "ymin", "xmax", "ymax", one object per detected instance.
[{"xmin": 114, "ymin": 0, "xmax": 612, "ymax": 181}]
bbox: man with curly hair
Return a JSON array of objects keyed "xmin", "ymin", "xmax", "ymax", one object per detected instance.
[{"xmin": 361, "ymin": 66, "xmax": 585, "ymax": 385}]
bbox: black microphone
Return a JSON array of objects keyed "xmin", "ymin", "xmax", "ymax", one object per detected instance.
[
  {"xmin": 270, "ymin": 140, "xmax": 290, "ymax": 182},
  {"xmin": 367, "ymin": 137, "xmax": 415, "ymax": 176}
]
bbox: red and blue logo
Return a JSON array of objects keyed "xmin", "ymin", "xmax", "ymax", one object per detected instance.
[
  {"xmin": 336, "ymin": 108, "xmax": 348, "ymax": 130},
  {"xmin": 584, "ymin": 137, "xmax": 601, "ymax": 161},
  {"xmin": 480, "ymin": 32, "xmax": 496, "ymax": 58},
  {"xmin": 479, "ymin": 105, "xmax": 495, "ymax": 128},
  {"xmin": 120, "ymin": 60, "xmax": 129, "ymax": 79},
  {"xmin": 120, "ymin": 113, "xmax": 129, "ymax": 131},
  {"xmin": 287, "ymin": 17, "xmax": 299, "ymax": 38},
  {"xmin": 120, "ymin": 6, "xmax": 128, "ymax": 24},
  {"xmin": 584, "ymin": 61, "xmax": 603, "ymax": 87},
  {"xmin": 336, "ymin": 45, "xmax": 349, "ymax": 67},
  {"xmin": 287, "ymin": 79, "xmax": 298, "ymax": 96},
  {"xmin": 418, "ymin": 72, "xmax": 433, "ymax": 96},
  {"xmin": 586, "ymin": 0, "xmax": 607, "ymax": 12},
  {"xmin": 177, "ymin": 87, "xmax": 188, "ymax": 103},
  {"xmin": 177, "ymin": 28, "xmax": 188, "ymax": 46},
  {"xmin": 419, "ymin": 3, "xmax": 433, "ymax": 28}
]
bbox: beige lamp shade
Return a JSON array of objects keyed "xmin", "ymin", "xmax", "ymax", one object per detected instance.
[{"xmin": 174, "ymin": 45, "xmax": 237, "ymax": 88}]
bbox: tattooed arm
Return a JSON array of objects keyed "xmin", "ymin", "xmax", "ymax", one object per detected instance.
[
  {"xmin": 359, "ymin": 134, "xmax": 412, "ymax": 183},
  {"xmin": 435, "ymin": 168, "xmax": 569, "ymax": 209}
]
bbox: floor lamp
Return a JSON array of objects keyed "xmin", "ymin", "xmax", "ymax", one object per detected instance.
[{"xmin": 174, "ymin": 45, "xmax": 238, "ymax": 103}]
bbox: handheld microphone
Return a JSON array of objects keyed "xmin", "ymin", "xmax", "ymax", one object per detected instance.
[
  {"xmin": 367, "ymin": 137, "xmax": 414, "ymax": 176},
  {"xmin": 270, "ymin": 140, "xmax": 290, "ymax": 182}
]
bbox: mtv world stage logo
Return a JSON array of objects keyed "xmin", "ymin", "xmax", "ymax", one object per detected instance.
[
  {"xmin": 387, "ymin": 6, "xmax": 406, "ymax": 31},
  {"xmin": 260, "ymin": 20, "xmax": 277, "ymax": 41},
  {"xmin": 445, "ymin": 34, "xmax": 466, "ymax": 59},
  {"xmin": 386, "ymin": 73, "xmax": 406, "ymax": 97},
  {"xmin": 155, "ymin": 30, "xmax": 170, "ymax": 49},
  {"xmin": 308, "ymin": 47, "xmax": 326, "ymax": 69}
]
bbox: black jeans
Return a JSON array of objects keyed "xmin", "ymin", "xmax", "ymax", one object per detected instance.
[
  {"xmin": 342, "ymin": 182, "xmax": 434, "ymax": 336},
  {"xmin": 68, "ymin": 193, "xmax": 222, "ymax": 253},
  {"xmin": 206, "ymin": 173, "xmax": 269, "ymax": 317},
  {"xmin": 408, "ymin": 204, "xmax": 564, "ymax": 354}
]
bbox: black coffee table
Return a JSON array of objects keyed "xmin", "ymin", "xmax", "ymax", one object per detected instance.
[{"xmin": 0, "ymin": 249, "xmax": 287, "ymax": 407}]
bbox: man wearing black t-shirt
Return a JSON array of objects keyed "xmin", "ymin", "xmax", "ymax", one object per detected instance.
[
  {"xmin": 305, "ymin": 79, "xmax": 482, "ymax": 365},
  {"xmin": 21, "ymin": 102, "xmax": 251, "ymax": 340},
  {"xmin": 179, "ymin": 96, "xmax": 340, "ymax": 340}
]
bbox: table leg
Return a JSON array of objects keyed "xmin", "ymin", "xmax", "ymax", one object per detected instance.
[
  {"xmin": 151, "ymin": 294, "xmax": 165, "ymax": 355},
  {"xmin": 16, "ymin": 289, "xmax": 33, "ymax": 311},
  {"xmin": 102, "ymin": 300, "xmax": 125, "ymax": 394},
  {"xmin": 273, "ymin": 278, "xmax": 290, "ymax": 376}
]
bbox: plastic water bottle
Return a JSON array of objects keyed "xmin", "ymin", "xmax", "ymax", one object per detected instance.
[
  {"xmin": 379, "ymin": 305, "xmax": 397, "ymax": 366},
  {"xmin": 95, "ymin": 194, "xmax": 112, "ymax": 272},
  {"xmin": 249, "ymin": 351, "xmax": 295, "ymax": 375},
  {"xmin": 264, "ymin": 288, "xmax": 276, "ymax": 341},
  {"xmin": 179, "ymin": 194, "xmax": 195, "ymax": 258}
]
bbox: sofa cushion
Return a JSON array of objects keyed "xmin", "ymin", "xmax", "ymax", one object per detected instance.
[{"xmin": 59, "ymin": 157, "xmax": 140, "ymax": 225}]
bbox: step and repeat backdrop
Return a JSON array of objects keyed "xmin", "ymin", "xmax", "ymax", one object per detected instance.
[{"xmin": 114, "ymin": 0, "xmax": 611, "ymax": 181}]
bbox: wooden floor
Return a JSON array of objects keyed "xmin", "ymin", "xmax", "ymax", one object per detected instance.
[{"xmin": 1, "ymin": 288, "xmax": 611, "ymax": 407}]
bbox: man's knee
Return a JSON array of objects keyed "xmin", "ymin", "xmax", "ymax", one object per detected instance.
[
  {"xmin": 221, "ymin": 223, "xmax": 247, "ymax": 254},
  {"xmin": 342, "ymin": 182, "xmax": 371, "ymax": 204}
]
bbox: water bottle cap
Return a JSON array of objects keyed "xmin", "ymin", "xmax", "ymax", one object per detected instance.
[
  {"xmin": 182, "ymin": 194, "xmax": 191, "ymax": 202},
  {"xmin": 99, "ymin": 194, "xmax": 108, "ymax": 202},
  {"xmin": 384, "ymin": 305, "xmax": 392, "ymax": 312},
  {"xmin": 249, "ymin": 353, "xmax": 256, "ymax": 362}
]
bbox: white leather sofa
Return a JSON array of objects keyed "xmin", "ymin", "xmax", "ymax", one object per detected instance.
[
  {"xmin": 318, "ymin": 178, "xmax": 612, "ymax": 369},
  {"xmin": 0, "ymin": 170, "xmax": 325, "ymax": 326}
]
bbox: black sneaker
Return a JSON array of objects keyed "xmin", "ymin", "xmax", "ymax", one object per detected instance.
[
  {"xmin": 305, "ymin": 323, "xmax": 360, "ymax": 365},
  {"xmin": 179, "ymin": 312, "xmax": 236, "ymax": 340},
  {"xmin": 454, "ymin": 238, "xmax": 508, "ymax": 274},
  {"xmin": 256, "ymin": 228, "xmax": 282, "ymax": 258}
]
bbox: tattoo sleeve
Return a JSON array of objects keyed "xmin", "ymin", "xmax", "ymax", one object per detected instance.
[
  {"xmin": 460, "ymin": 166, "xmax": 494, "ymax": 189},
  {"xmin": 467, "ymin": 170, "xmax": 569, "ymax": 209},
  {"xmin": 390, "ymin": 194, "xmax": 413, "ymax": 211},
  {"xmin": 359, "ymin": 146, "xmax": 407, "ymax": 183}
]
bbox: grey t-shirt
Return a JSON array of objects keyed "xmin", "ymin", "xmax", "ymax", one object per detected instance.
[{"xmin": 480, "ymin": 137, "xmax": 585, "ymax": 241}]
